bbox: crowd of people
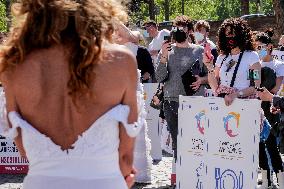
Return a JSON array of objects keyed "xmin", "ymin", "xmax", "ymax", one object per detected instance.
[
  {"xmin": 0, "ymin": 0, "xmax": 284, "ymax": 189},
  {"xmin": 123, "ymin": 13, "xmax": 284, "ymax": 189}
]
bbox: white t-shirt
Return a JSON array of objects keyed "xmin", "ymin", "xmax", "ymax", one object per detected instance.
[
  {"xmin": 148, "ymin": 29, "xmax": 170, "ymax": 67},
  {"xmin": 215, "ymin": 51, "xmax": 260, "ymax": 90},
  {"xmin": 261, "ymin": 59, "xmax": 284, "ymax": 77},
  {"xmin": 124, "ymin": 42, "xmax": 138, "ymax": 56}
]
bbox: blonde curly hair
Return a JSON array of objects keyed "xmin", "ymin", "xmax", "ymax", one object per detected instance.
[{"xmin": 0, "ymin": 0, "xmax": 127, "ymax": 100}]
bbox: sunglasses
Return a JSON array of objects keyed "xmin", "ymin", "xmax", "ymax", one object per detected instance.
[{"xmin": 172, "ymin": 26, "xmax": 184, "ymax": 32}]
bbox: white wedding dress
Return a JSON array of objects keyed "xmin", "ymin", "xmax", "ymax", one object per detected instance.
[{"xmin": 0, "ymin": 73, "xmax": 146, "ymax": 189}]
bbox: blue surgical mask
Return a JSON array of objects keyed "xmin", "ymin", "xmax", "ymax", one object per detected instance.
[
  {"xmin": 142, "ymin": 30, "xmax": 149, "ymax": 38},
  {"xmin": 258, "ymin": 48, "xmax": 267, "ymax": 59}
]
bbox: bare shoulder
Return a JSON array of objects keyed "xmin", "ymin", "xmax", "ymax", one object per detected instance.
[{"xmin": 103, "ymin": 43, "xmax": 137, "ymax": 72}]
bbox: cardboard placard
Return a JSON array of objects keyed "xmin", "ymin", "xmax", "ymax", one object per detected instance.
[
  {"xmin": 177, "ymin": 96, "xmax": 260, "ymax": 189},
  {"xmin": 0, "ymin": 135, "xmax": 29, "ymax": 174}
]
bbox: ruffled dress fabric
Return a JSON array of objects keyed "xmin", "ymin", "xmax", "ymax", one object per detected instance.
[
  {"xmin": 0, "ymin": 70, "xmax": 147, "ymax": 189},
  {"xmin": 133, "ymin": 76, "xmax": 152, "ymax": 183}
]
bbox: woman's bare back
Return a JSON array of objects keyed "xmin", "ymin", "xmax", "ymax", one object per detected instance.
[{"xmin": 2, "ymin": 43, "xmax": 138, "ymax": 152}]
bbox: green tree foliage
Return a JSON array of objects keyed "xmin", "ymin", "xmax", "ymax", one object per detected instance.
[
  {"xmin": 129, "ymin": 0, "xmax": 274, "ymax": 23},
  {"xmin": 0, "ymin": 0, "xmax": 7, "ymax": 32},
  {"xmin": 249, "ymin": 0, "xmax": 273, "ymax": 14}
]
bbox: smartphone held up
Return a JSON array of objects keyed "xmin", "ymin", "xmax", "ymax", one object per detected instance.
[
  {"xmin": 164, "ymin": 35, "xmax": 171, "ymax": 43},
  {"xmin": 163, "ymin": 35, "xmax": 172, "ymax": 51}
]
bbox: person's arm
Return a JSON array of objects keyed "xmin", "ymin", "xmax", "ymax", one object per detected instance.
[
  {"xmin": 271, "ymin": 76, "xmax": 283, "ymax": 94},
  {"xmin": 224, "ymin": 61, "xmax": 261, "ymax": 106},
  {"xmin": 118, "ymin": 51, "xmax": 138, "ymax": 185},
  {"xmin": 257, "ymin": 88, "xmax": 284, "ymax": 112},
  {"xmin": 113, "ymin": 22, "xmax": 139, "ymax": 44},
  {"xmin": 1, "ymin": 75, "xmax": 26, "ymax": 157},
  {"xmin": 203, "ymin": 53, "xmax": 220, "ymax": 92},
  {"xmin": 191, "ymin": 47, "xmax": 208, "ymax": 91},
  {"xmin": 155, "ymin": 42, "xmax": 170, "ymax": 83},
  {"xmin": 207, "ymin": 66, "xmax": 220, "ymax": 92}
]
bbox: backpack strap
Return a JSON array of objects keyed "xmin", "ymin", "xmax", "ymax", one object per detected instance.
[{"xmin": 230, "ymin": 52, "xmax": 244, "ymax": 88}]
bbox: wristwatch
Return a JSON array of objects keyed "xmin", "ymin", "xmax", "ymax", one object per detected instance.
[{"xmin": 238, "ymin": 91, "xmax": 244, "ymax": 98}]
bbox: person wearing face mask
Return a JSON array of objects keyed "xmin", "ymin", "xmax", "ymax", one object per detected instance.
[
  {"xmin": 142, "ymin": 20, "xmax": 170, "ymax": 71},
  {"xmin": 155, "ymin": 15, "xmax": 208, "ymax": 163},
  {"xmin": 204, "ymin": 18, "xmax": 261, "ymax": 106},
  {"xmin": 254, "ymin": 30, "xmax": 284, "ymax": 189},
  {"xmin": 255, "ymin": 30, "xmax": 284, "ymax": 94},
  {"xmin": 278, "ymin": 35, "xmax": 284, "ymax": 51},
  {"xmin": 194, "ymin": 20, "xmax": 218, "ymax": 64}
]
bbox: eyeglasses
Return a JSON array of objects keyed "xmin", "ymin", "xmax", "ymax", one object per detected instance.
[
  {"xmin": 257, "ymin": 44, "xmax": 267, "ymax": 50},
  {"xmin": 172, "ymin": 26, "xmax": 184, "ymax": 32}
]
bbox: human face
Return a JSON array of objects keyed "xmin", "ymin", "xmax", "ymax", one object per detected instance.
[
  {"xmin": 255, "ymin": 41, "xmax": 273, "ymax": 60},
  {"xmin": 194, "ymin": 27, "xmax": 207, "ymax": 42},
  {"xmin": 279, "ymin": 35, "xmax": 284, "ymax": 46},
  {"xmin": 196, "ymin": 26, "xmax": 207, "ymax": 36},
  {"xmin": 145, "ymin": 24, "xmax": 157, "ymax": 38},
  {"xmin": 224, "ymin": 26, "xmax": 239, "ymax": 50},
  {"xmin": 255, "ymin": 41, "xmax": 267, "ymax": 51},
  {"xmin": 225, "ymin": 26, "xmax": 235, "ymax": 38}
]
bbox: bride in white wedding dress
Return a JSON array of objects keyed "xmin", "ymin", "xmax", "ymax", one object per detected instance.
[{"xmin": 0, "ymin": 1, "xmax": 145, "ymax": 188}]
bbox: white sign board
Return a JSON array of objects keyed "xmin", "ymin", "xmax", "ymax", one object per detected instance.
[
  {"xmin": 0, "ymin": 135, "xmax": 29, "ymax": 173},
  {"xmin": 143, "ymin": 83, "xmax": 162, "ymax": 160},
  {"xmin": 177, "ymin": 96, "xmax": 260, "ymax": 189},
  {"xmin": 272, "ymin": 50, "xmax": 284, "ymax": 62},
  {"xmin": 177, "ymin": 96, "xmax": 207, "ymax": 189}
]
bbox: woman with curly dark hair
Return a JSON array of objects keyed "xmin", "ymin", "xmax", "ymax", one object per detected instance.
[
  {"xmin": 0, "ymin": 0, "xmax": 144, "ymax": 189},
  {"xmin": 204, "ymin": 18, "xmax": 261, "ymax": 106}
]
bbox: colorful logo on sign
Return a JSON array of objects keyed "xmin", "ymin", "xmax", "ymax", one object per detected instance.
[
  {"xmin": 223, "ymin": 112, "xmax": 240, "ymax": 137},
  {"xmin": 195, "ymin": 110, "xmax": 206, "ymax": 135}
]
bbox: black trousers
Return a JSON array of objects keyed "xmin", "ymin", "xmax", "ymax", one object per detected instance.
[
  {"xmin": 259, "ymin": 132, "xmax": 283, "ymax": 185},
  {"xmin": 163, "ymin": 100, "xmax": 179, "ymax": 160}
]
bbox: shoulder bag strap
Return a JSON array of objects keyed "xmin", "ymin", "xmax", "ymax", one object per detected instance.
[
  {"xmin": 220, "ymin": 55, "xmax": 229, "ymax": 68},
  {"xmin": 230, "ymin": 52, "xmax": 244, "ymax": 88}
]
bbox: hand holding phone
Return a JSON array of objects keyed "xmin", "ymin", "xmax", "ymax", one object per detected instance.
[
  {"xmin": 203, "ymin": 43, "xmax": 213, "ymax": 64},
  {"xmin": 164, "ymin": 35, "xmax": 171, "ymax": 43}
]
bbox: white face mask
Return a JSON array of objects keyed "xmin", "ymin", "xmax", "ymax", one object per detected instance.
[{"xmin": 194, "ymin": 32, "xmax": 205, "ymax": 42}]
